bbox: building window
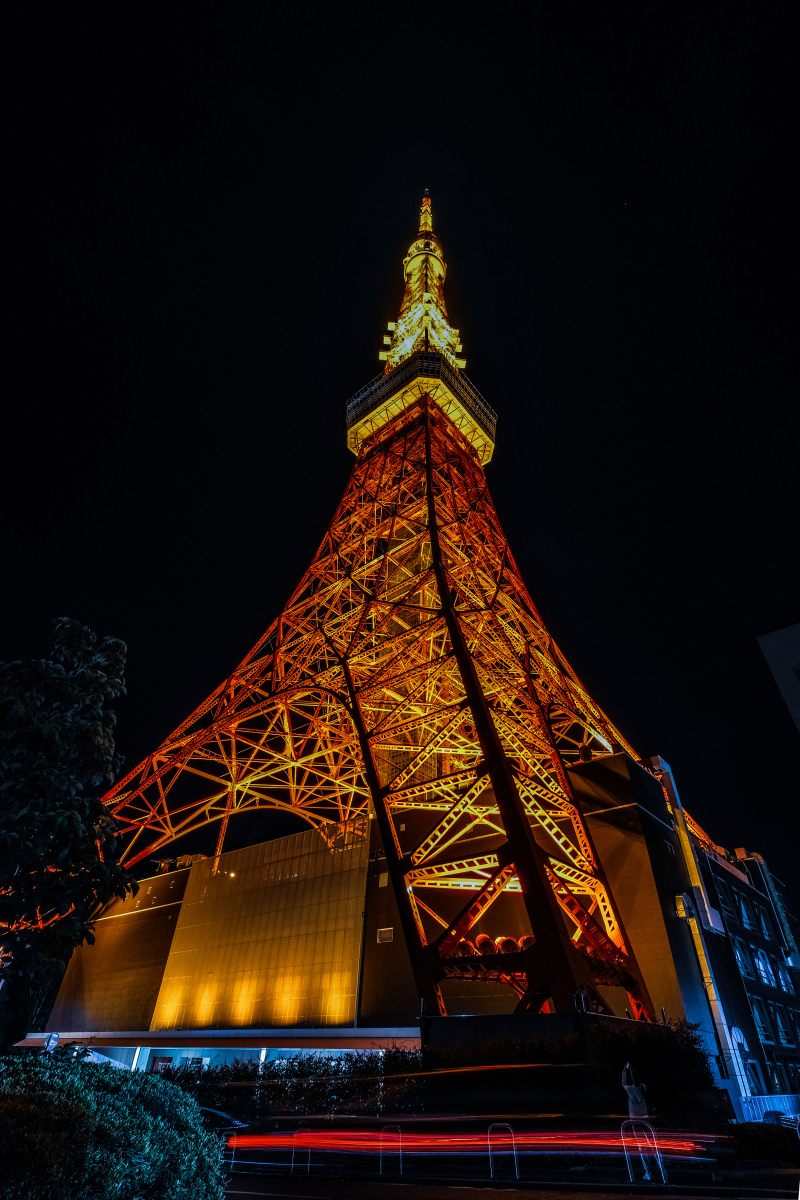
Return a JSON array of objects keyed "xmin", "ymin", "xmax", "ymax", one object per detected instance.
[
  {"xmin": 744, "ymin": 1060, "xmax": 763, "ymax": 1093},
  {"xmin": 750, "ymin": 995, "xmax": 774, "ymax": 1043},
  {"xmin": 716, "ymin": 881, "xmax": 736, "ymax": 925},
  {"xmin": 777, "ymin": 964, "xmax": 795, "ymax": 995},
  {"xmin": 790, "ymin": 1009, "xmax": 800, "ymax": 1044},
  {"xmin": 752, "ymin": 946, "xmax": 776, "ymax": 987},
  {"xmin": 773, "ymin": 1006, "xmax": 794, "ymax": 1047},
  {"xmin": 377, "ymin": 927, "xmax": 393, "ymax": 943},
  {"xmin": 739, "ymin": 895, "xmax": 755, "ymax": 930},
  {"xmin": 770, "ymin": 956, "xmax": 783, "ymax": 989},
  {"xmin": 733, "ymin": 938, "xmax": 754, "ymax": 979},
  {"xmin": 767, "ymin": 1061, "xmax": 784, "ymax": 1094},
  {"xmin": 759, "ymin": 908, "xmax": 776, "ymax": 940},
  {"xmin": 731, "ymin": 1025, "xmax": 749, "ymax": 1054}
]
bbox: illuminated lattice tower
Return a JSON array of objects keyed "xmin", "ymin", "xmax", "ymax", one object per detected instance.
[{"xmin": 106, "ymin": 193, "xmax": 656, "ymax": 1019}]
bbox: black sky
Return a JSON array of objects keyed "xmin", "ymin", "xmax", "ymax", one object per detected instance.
[{"xmin": 6, "ymin": 8, "xmax": 798, "ymax": 896}]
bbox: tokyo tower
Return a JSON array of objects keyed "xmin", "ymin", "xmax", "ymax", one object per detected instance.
[{"xmin": 104, "ymin": 192, "xmax": 656, "ymax": 1020}]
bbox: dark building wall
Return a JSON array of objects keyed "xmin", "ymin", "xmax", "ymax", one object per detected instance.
[
  {"xmin": 568, "ymin": 756, "xmax": 712, "ymax": 1035},
  {"xmin": 359, "ymin": 818, "xmax": 420, "ymax": 1025},
  {"xmin": 697, "ymin": 859, "xmax": 772, "ymax": 1093},
  {"xmin": 47, "ymin": 869, "xmax": 189, "ymax": 1033},
  {"xmin": 702, "ymin": 852, "xmax": 800, "ymax": 1094}
]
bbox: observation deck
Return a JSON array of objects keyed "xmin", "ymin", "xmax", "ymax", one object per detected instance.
[{"xmin": 345, "ymin": 351, "xmax": 497, "ymax": 464}]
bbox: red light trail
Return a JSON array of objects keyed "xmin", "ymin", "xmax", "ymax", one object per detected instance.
[{"xmin": 228, "ymin": 1129, "xmax": 714, "ymax": 1156}]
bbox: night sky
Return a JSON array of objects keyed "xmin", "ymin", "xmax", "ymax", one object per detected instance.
[{"xmin": 6, "ymin": 10, "xmax": 798, "ymax": 898}]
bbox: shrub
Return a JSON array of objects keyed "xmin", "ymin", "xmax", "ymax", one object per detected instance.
[
  {"xmin": 0, "ymin": 1054, "xmax": 224, "ymax": 1199},
  {"xmin": 419, "ymin": 1017, "xmax": 720, "ymax": 1117},
  {"xmin": 160, "ymin": 1023, "xmax": 721, "ymax": 1122},
  {"xmin": 162, "ymin": 1047, "xmax": 423, "ymax": 1119},
  {"xmin": 731, "ymin": 1121, "xmax": 800, "ymax": 1166}
]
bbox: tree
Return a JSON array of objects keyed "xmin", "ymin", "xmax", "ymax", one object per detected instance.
[
  {"xmin": 0, "ymin": 619, "xmax": 134, "ymax": 1047},
  {"xmin": 0, "ymin": 1054, "xmax": 225, "ymax": 1198}
]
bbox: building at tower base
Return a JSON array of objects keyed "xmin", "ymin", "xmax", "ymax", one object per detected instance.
[{"xmin": 30, "ymin": 751, "xmax": 800, "ymax": 1121}]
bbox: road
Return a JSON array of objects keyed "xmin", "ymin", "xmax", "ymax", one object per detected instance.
[{"xmin": 226, "ymin": 1173, "xmax": 795, "ymax": 1199}]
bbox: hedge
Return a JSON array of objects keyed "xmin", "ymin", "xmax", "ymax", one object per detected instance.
[{"xmin": 0, "ymin": 1054, "xmax": 224, "ymax": 1199}]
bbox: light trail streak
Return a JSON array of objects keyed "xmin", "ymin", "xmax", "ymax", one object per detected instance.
[{"xmin": 228, "ymin": 1129, "xmax": 715, "ymax": 1156}]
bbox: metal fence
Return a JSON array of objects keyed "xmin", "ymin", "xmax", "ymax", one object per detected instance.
[
  {"xmin": 740, "ymin": 1092, "xmax": 800, "ymax": 1122},
  {"xmin": 345, "ymin": 352, "xmax": 497, "ymax": 443}
]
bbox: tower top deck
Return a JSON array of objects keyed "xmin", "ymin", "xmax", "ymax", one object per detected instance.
[{"xmin": 345, "ymin": 193, "xmax": 497, "ymax": 463}]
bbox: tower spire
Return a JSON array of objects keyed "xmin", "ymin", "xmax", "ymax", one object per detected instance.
[
  {"xmin": 380, "ymin": 191, "xmax": 465, "ymax": 371},
  {"xmin": 419, "ymin": 188, "xmax": 433, "ymax": 232}
]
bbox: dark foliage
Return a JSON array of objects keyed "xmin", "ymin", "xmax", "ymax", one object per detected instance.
[
  {"xmin": 416, "ymin": 1019, "xmax": 720, "ymax": 1119},
  {"xmin": 731, "ymin": 1120, "xmax": 800, "ymax": 1166},
  {"xmin": 0, "ymin": 619, "xmax": 134, "ymax": 1047},
  {"xmin": 161, "ymin": 1048, "xmax": 424, "ymax": 1119},
  {"xmin": 161, "ymin": 1021, "xmax": 720, "ymax": 1122},
  {"xmin": 0, "ymin": 1054, "xmax": 224, "ymax": 1199},
  {"xmin": 426, "ymin": 1017, "xmax": 714, "ymax": 1073}
]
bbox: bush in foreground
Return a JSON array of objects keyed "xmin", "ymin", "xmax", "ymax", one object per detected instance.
[{"xmin": 0, "ymin": 1054, "xmax": 224, "ymax": 1200}]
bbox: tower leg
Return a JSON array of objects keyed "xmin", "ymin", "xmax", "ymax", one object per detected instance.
[
  {"xmin": 342, "ymin": 662, "xmax": 444, "ymax": 1016},
  {"xmin": 423, "ymin": 402, "xmax": 590, "ymax": 1012}
]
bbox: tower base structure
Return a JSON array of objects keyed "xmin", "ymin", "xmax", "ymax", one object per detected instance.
[{"xmin": 29, "ymin": 751, "xmax": 800, "ymax": 1121}]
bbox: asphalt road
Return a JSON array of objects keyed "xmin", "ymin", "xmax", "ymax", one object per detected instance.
[{"xmin": 225, "ymin": 1174, "xmax": 796, "ymax": 1199}]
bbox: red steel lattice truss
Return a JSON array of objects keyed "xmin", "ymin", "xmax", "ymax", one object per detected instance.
[{"xmin": 104, "ymin": 197, "xmax": 657, "ymax": 1018}]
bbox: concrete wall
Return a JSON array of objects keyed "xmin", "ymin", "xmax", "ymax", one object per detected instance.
[
  {"xmin": 47, "ymin": 869, "xmax": 189, "ymax": 1033},
  {"xmin": 568, "ymin": 755, "xmax": 714, "ymax": 1041},
  {"xmin": 150, "ymin": 819, "xmax": 369, "ymax": 1031}
]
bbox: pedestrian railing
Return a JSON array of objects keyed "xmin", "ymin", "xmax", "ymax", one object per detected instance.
[
  {"xmin": 291, "ymin": 1128, "xmax": 310, "ymax": 1174},
  {"xmin": 380, "ymin": 1124, "xmax": 403, "ymax": 1175},
  {"xmin": 488, "ymin": 1122, "xmax": 519, "ymax": 1179},
  {"xmin": 621, "ymin": 1119, "xmax": 667, "ymax": 1184},
  {"xmin": 740, "ymin": 1092, "xmax": 800, "ymax": 1123}
]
